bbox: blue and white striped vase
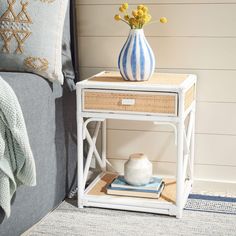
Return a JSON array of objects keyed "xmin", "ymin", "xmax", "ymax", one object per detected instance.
[{"xmin": 118, "ymin": 29, "xmax": 155, "ymax": 81}]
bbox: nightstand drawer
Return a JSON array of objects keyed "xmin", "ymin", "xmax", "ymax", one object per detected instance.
[{"xmin": 83, "ymin": 89, "xmax": 178, "ymax": 116}]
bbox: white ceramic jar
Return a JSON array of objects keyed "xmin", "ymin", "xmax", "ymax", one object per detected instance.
[{"xmin": 124, "ymin": 153, "xmax": 152, "ymax": 186}]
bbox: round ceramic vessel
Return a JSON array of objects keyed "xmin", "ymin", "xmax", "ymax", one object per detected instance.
[{"xmin": 124, "ymin": 153, "xmax": 153, "ymax": 186}]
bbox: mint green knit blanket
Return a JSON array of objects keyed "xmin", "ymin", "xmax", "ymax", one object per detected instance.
[{"xmin": 0, "ymin": 77, "xmax": 36, "ymax": 218}]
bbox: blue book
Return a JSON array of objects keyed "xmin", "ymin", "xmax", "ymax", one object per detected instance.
[
  {"xmin": 107, "ymin": 182, "xmax": 165, "ymax": 199},
  {"xmin": 111, "ymin": 176, "xmax": 163, "ymax": 191}
]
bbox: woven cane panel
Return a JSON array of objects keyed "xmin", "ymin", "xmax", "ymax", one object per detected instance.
[
  {"xmin": 184, "ymin": 85, "xmax": 195, "ymax": 111},
  {"xmin": 84, "ymin": 90, "xmax": 177, "ymax": 115},
  {"xmin": 88, "ymin": 71, "xmax": 188, "ymax": 86}
]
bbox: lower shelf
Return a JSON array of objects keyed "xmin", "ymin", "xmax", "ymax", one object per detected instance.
[
  {"xmin": 81, "ymin": 172, "xmax": 193, "ymax": 217},
  {"xmin": 86, "ymin": 172, "xmax": 176, "ymax": 204}
]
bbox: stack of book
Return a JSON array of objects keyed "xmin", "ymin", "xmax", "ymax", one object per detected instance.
[{"xmin": 106, "ymin": 176, "xmax": 165, "ymax": 199}]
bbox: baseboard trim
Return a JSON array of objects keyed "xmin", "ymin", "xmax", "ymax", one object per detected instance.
[{"xmin": 193, "ymin": 178, "xmax": 236, "ymax": 197}]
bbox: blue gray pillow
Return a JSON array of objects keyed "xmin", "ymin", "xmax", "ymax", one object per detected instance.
[{"xmin": 0, "ymin": 0, "xmax": 69, "ymax": 84}]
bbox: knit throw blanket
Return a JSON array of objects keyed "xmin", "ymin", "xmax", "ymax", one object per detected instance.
[{"xmin": 0, "ymin": 77, "xmax": 36, "ymax": 218}]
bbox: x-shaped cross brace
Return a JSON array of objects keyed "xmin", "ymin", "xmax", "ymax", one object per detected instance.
[{"xmin": 82, "ymin": 118, "xmax": 105, "ymax": 189}]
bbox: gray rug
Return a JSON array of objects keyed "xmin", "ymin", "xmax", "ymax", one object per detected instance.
[{"xmin": 25, "ymin": 196, "xmax": 236, "ymax": 236}]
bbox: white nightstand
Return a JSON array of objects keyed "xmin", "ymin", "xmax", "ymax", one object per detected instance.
[{"xmin": 76, "ymin": 71, "xmax": 197, "ymax": 218}]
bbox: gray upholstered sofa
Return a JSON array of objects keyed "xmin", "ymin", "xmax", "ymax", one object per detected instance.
[{"xmin": 0, "ymin": 1, "xmax": 78, "ymax": 235}]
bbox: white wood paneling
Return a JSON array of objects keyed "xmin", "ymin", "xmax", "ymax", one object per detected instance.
[
  {"xmin": 108, "ymin": 159, "xmax": 236, "ymax": 182},
  {"xmin": 77, "ymin": 0, "xmax": 236, "ymax": 5},
  {"xmin": 78, "ymin": 37, "xmax": 236, "ymax": 69},
  {"xmin": 196, "ymin": 102, "xmax": 236, "ymax": 135},
  {"xmin": 77, "ymin": 4, "xmax": 236, "ymax": 37},
  {"xmin": 194, "ymin": 165, "xmax": 236, "ymax": 182},
  {"xmin": 108, "ymin": 159, "xmax": 176, "ymax": 177},
  {"xmin": 193, "ymin": 180, "xmax": 236, "ymax": 195},
  {"xmin": 194, "ymin": 134, "xmax": 236, "ymax": 166},
  {"xmin": 105, "ymin": 102, "xmax": 236, "ymax": 135},
  {"xmin": 107, "ymin": 130, "xmax": 176, "ymax": 163},
  {"xmin": 107, "ymin": 130, "xmax": 236, "ymax": 166}
]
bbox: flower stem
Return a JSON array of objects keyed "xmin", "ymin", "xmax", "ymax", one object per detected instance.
[
  {"xmin": 145, "ymin": 20, "xmax": 160, "ymax": 26},
  {"xmin": 121, "ymin": 19, "xmax": 130, "ymax": 26}
]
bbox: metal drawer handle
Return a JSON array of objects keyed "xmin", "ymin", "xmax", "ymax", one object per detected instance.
[{"xmin": 121, "ymin": 98, "xmax": 136, "ymax": 106}]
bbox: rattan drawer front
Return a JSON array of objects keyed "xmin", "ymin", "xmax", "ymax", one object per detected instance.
[{"xmin": 83, "ymin": 89, "xmax": 178, "ymax": 116}]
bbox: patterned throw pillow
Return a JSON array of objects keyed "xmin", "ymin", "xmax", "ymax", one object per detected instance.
[{"xmin": 0, "ymin": 0, "xmax": 69, "ymax": 84}]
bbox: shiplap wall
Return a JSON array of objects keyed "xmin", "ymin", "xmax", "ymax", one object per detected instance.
[{"xmin": 76, "ymin": 0, "xmax": 236, "ymax": 194}]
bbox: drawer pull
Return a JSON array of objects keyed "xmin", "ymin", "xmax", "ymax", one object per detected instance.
[{"xmin": 121, "ymin": 99, "xmax": 136, "ymax": 106}]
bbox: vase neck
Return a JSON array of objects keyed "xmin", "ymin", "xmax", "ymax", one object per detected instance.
[
  {"xmin": 129, "ymin": 153, "xmax": 147, "ymax": 161},
  {"xmin": 129, "ymin": 29, "xmax": 144, "ymax": 37}
]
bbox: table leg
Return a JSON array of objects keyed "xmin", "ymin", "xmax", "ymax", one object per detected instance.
[
  {"xmin": 77, "ymin": 116, "xmax": 84, "ymax": 208},
  {"xmin": 176, "ymin": 120, "xmax": 185, "ymax": 218},
  {"xmin": 102, "ymin": 120, "xmax": 107, "ymax": 171}
]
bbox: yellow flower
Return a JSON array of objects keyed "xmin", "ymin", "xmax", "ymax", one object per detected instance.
[
  {"xmin": 160, "ymin": 17, "xmax": 168, "ymax": 24},
  {"xmin": 137, "ymin": 9, "xmax": 144, "ymax": 16},
  {"xmin": 144, "ymin": 15, "xmax": 151, "ymax": 24},
  {"xmin": 114, "ymin": 14, "xmax": 122, "ymax": 21},
  {"xmin": 137, "ymin": 4, "xmax": 144, "ymax": 10},
  {"xmin": 142, "ymin": 6, "xmax": 148, "ymax": 13},
  {"xmin": 124, "ymin": 14, "xmax": 129, "ymax": 21},
  {"xmin": 129, "ymin": 17, "xmax": 138, "ymax": 27},
  {"xmin": 119, "ymin": 6, "xmax": 125, "ymax": 12},
  {"xmin": 114, "ymin": 3, "xmax": 167, "ymax": 29},
  {"xmin": 122, "ymin": 3, "xmax": 128, "ymax": 10},
  {"xmin": 132, "ymin": 10, "xmax": 138, "ymax": 17}
]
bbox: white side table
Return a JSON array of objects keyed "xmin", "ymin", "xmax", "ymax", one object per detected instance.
[{"xmin": 76, "ymin": 71, "xmax": 197, "ymax": 218}]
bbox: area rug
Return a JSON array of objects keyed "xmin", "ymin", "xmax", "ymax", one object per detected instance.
[
  {"xmin": 24, "ymin": 195, "xmax": 236, "ymax": 236},
  {"xmin": 185, "ymin": 194, "xmax": 236, "ymax": 215}
]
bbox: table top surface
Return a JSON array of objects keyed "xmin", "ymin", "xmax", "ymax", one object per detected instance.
[{"xmin": 77, "ymin": 71, "xmax": 197, "ymax": 92}]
